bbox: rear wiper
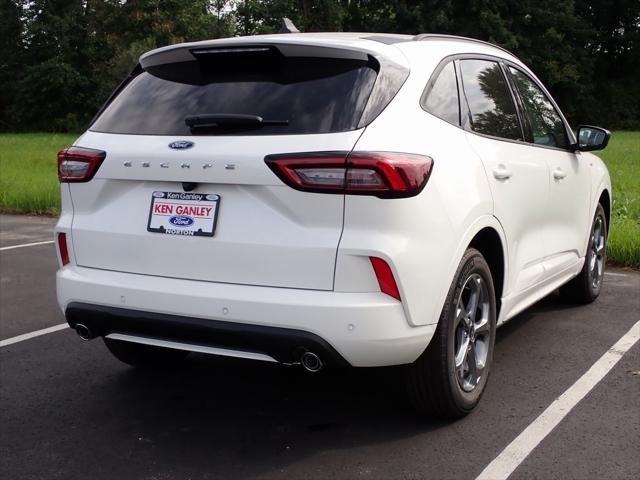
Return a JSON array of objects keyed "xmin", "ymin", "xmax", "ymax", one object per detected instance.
[{"xmin": 185, "ymin": 114, "xmax": 289, "ymax": 131}]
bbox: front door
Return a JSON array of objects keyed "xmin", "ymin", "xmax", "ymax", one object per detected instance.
[{"xmin": 507, "ymin": 66, "xmax": 591, "ymax": 274}]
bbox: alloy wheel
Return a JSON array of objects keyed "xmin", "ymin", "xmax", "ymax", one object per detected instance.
[
  {"xmin": 453, "ymin": 273, "xmax": 491, "ymax": 392},
  {"xmin": 589, "ymin": 215, "xmax": 606, "ymax": 289}
]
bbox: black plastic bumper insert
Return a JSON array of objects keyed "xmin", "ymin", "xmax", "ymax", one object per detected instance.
[{"xmin": 65, "ymin": 303, "xmax": 349, "ymax": 367}]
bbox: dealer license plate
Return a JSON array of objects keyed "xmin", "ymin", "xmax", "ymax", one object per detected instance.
[{"xmin": 147, "ymin": 191, "xmax": 220, "ymax": 237}]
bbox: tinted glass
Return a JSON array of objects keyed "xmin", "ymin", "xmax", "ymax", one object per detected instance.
[
  {"xmin": 424, "ymin": 61, "xmax": 460, "ymax": 125},
  {"xmin": 460, "ymin": 60, "xmax": 522, "ymax": 141},
  {"xmin": 509, "ymin": 67, "xmax": 569, "ymax": 149},
  {"xmin": 91, "ymin": 57, "xmax": 377, "ymax": 135}
]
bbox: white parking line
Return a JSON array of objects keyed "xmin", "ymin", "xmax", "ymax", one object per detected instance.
[
  {"xmin": 0, "ymin": 323, "xmax": 68, "ymax": 348},
  {"xmin": 0, "ymin": 240, "xmax": 54, "ymax": 252},
  {"xmin": 604, "ymin": 271, "xmax": 628, "ymax": 277},
  {"xmin": 476, "ymin": 319, "xmax": 640, "ymax": 480}
]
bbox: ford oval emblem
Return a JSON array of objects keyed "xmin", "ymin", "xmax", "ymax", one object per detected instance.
[
  {"xmin": 168, "ymin": 140, "xmax": 194, "ymax": 150},
  {"xmin": 168, "ymin": 215, "xmax": 194, "ymax": 227}
]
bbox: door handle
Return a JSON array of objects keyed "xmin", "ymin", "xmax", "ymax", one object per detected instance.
[
  {"xmin": 553, "ymin": 168, "xmax": 567, "ymax": 180},
  {"xmin": 492, "ymin": 165, "xmax": 513, "ymax": 180}
]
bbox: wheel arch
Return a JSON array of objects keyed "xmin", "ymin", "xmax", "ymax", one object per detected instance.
[
  {"xmin": 437, "ymin": 217, "xmax": 509, "ymax": 326},
  {"xmin": 598, "ymin": 189, "xmax": 611, "ymax": 233},
  {"xmin": 581, "ymin": 185, "xmax": 612, "ymax": 256},
  {"xmin": 468, "ymin": 227, "xmax": 506, "ymax": 319}
]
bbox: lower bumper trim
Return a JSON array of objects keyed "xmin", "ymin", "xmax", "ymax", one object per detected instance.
[
  {"xmin": 65, "ymin": 302, "xmax": 350, "ymax": 367},
  {"xmin": 106, "ymin": 333, "xmax": 278, "ymax": 363}
]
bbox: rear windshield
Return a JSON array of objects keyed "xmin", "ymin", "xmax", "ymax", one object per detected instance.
[{"xmin": 91, "ymin": 55, "xmax": 378, "ymax": 136}]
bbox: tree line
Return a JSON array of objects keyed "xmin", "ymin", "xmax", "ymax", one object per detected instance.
[{"xmin": 1, "ymin": 0, "xmax": 638, "ymax": 132}]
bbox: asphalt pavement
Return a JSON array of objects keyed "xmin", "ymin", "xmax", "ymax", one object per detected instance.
[{"xmin": 0, "ymin": 214, "xmax": 638, "ymax": 480}]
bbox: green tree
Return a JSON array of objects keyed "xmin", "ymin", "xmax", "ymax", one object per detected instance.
[
  {"xmin": 12, "ymin": 0, "xmax": 96, "ymax": 131},
  {"xmin": 13, "ymin": 59, "xmax": 91, "ymax": 131},
  {"xmin": 0, "ymin": 0, "xmax": 24, "ymax": 130},
  {"xmin": 234, "ymin": 0, "xmax": 343, "ymax": 35},
  {"xmin": 574, "ymin": 0, "xmax": 640, "ymax": 128},
  {"xmin": 2, "ymin": 0, "xmax": 638, "ymax": 132}
]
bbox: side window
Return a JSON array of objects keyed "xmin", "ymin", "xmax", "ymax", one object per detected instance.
[
  {"xmin": 423, "ymin": 61, "xmax": 460, "ymax": 125},
  {"xmin": 509, "ymin": 67, "xmax": 569, "ymax": 149},
  {"xmin": 459, "ymin": 59, "xmax": 522, "ymax": 141}
]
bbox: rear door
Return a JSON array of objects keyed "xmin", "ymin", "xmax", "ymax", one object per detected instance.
[
  {"xmin": 458, "ymin": 58, "xmax": 551, "ymax": 295},
  {"xmin": 69, "ymin": 48, "xmax": 381, "ymax": 291}
]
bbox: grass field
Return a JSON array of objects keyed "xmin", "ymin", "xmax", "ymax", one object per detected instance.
[
  {"xmin": 0, "ymin": 133, "xmax": 77, "ymax": 215},
  {"xmin": 597, "ymin": 131, "xmax": 640, "ymax": 267},
  {"xmin": 0, "ymin": 132, "xmax": 638, "ymax": 266}
]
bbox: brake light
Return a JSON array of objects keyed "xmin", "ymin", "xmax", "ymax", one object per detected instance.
[
  {"xmin": 57, "ymin": 233, "xmax": 70, "ymax": 266},
  {"xmin": 57, "ymin": 147, "xmax": 106, "ymax": 182},
  {"xmin": 265, "ymin": 151, "xmax": 433, "ymax": 198},
  {"xmin": 370, "ymin": 257, "xmax": 401, "ymax": 300}
]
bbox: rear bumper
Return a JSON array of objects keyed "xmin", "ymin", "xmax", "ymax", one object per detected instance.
[{"xmin": 57, "ymin": 266, "xmax": 435, "ymax": 367}]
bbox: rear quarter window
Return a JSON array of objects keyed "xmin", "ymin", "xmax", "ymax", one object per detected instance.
[
  {"xmin": 422, "ymin": 61, "xmax": 460, "ymax": 125},
  {"xmin": 91, "ymin": 56, "xmax": 378, "ymax": 136}
]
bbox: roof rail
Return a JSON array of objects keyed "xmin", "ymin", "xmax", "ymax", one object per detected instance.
[{"xmin": 412, "ymin": 34, "xmax": 516, "ymax": 57}]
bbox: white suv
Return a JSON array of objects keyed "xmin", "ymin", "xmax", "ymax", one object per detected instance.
[{"xmin": 55, "ymin": 32, "xmax": 611, "ymax": 417}]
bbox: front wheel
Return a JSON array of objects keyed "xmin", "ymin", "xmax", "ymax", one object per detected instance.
[
  {"xmin": 405, "ymin": 248, "xmax": 497, "ymax": 418},
  {"xmin": 560, "ymin": 204, "xmax": 607, "ymax": 304}
]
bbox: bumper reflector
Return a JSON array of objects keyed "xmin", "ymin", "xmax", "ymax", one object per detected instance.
[
  {"xmin": 370, "ymin": 257, "xmax": 401, "ymax": 301},
  {"xmin": 57, "ymin": 233, "xmax": 70, "ymax": 266}
]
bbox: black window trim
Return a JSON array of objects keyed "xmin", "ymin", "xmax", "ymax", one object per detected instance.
[
  {"xmin": 498, "ymin": 61, "xmax": 529, "ymax": 143},
  {"xmin": 420, "ymin": 53, "xmax": 577, "ymax": 153},
  {"xmin": 501, "ymin": 61, "xmax": 534, "ymax": 143}
]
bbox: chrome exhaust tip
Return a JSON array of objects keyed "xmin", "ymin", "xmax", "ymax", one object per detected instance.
[
  {"xmin": 300, "ymin": 351, "xmax": 324, "ymax": 372},
  {"xmin": 75, "ymin": 323, "xmax": 93, "ymax": 341}
]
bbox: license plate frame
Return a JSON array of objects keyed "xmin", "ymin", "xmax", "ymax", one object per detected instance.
[{"xmin": 147, "ymin": 191, "xmax": 220, "ymax": 237}]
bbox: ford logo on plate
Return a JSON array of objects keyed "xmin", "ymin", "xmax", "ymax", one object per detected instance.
[
  {"xmin": 169, "ymin": 215, "xmax": 194, "ymax": 227},
  {"xmin": 168, "ymin": 140, "xmax": 194, "ymax": 150}
]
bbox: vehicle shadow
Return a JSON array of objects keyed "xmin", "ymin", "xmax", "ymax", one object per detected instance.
[
  {"xmin": 100, "ymin": 355, "xmax": 448, "ymax": 478},
  {"xmin": 86, "ymin": 289, "xmax": 598, "ymax": 478},
  {"xmin": 496, "ymin": 290, "xmax": 580, "ymax": 344}
]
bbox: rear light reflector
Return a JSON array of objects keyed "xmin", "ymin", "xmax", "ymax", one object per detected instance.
[
  {"xmin": 57, "ymin": 147, "xmax": 106, "ymax": 182},
  {"xmin": 57, "ymin": 233, "xmax": 70, "ymax": 266},
  {"xmin": 265, "ymin": 151, "xmax": 433, "ymax": 198},
  {"xmin": 370, "ymin": 257, "xmax": 401, "ymax": 301},
  {"xmin": 265, "ymin": 152, "xmax": 347, "ymax": 193}
]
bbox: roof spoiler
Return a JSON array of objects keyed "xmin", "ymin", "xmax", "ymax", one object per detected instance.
[{"xmin": 140, "ymin": 42, "xmax": 370, "ymax": 72}]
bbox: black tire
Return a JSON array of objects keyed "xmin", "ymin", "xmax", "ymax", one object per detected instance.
[
  {"xmin": 103, "ymin": 338, "xmax": 189, "ymax": 367},
  {"xmin": 404, "ymin": 248, "xmax": 497, "ymax": 418},
  {"xmin": 559, "ymin": 204, "xmax": 607, "ymax": 304}
]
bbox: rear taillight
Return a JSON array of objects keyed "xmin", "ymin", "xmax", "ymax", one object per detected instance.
[
  {"xmin": 265, "ymin": 151, "xmax": 433, "ymax": 198},
  {"xmin": 57, "ymin": 147, "xmax": 106, "ymax": 182},
  {"xmin": 370, "ymin": 257, "xmax": 401, "ymax": 300},
  {"xmin": 57, "ymin": 233, "xmax": 70, "ymax": 266}
]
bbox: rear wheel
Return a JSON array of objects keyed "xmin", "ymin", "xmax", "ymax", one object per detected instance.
[
  {"xmin": 405, "ymin": 248, "xmax": 497, "ymax": 418},
  {"xmin": 560, "ymin": 204, "xmax": 607, "ymax": 304},
  {"xmin": 103, "ymin": 338, "xmax": 188, "ymax": 367}
]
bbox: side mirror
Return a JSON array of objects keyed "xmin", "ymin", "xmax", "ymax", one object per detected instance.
[{"xmin": 573, "ymin": 125, "xmax": 611, "ymax": 152}]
